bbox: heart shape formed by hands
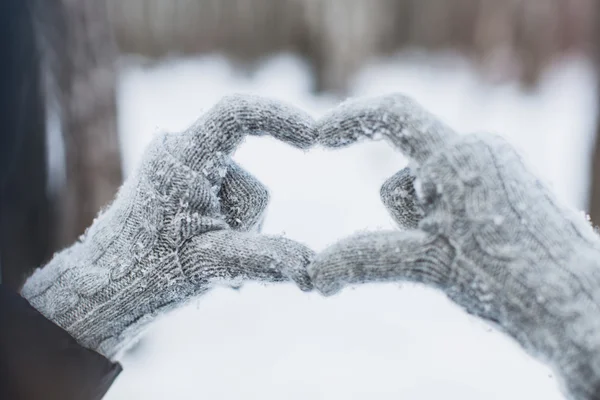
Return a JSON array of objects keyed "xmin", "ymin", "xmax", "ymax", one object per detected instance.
[{"xmin": 20, "ymin": 92, "xmax": 600, "ymax": 400}]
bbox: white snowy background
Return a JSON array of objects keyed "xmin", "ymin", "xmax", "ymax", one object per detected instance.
[{"xmin": 105, "ymin": 52, "xmax": 597, "ymax": 399}]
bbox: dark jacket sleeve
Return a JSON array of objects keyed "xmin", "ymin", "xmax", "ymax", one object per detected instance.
[{"xmin": 0, "ymin": 284, "xmax": 122, "ymax": 400}]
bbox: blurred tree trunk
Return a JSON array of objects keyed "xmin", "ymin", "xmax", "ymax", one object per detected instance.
[
  {"xmin": 587, "ymin": 1, "xmax": 600, "ymax": 225},
  {"xmin": 48, "ymin": 0, "xmax": 123, "ymax": 249},
  {"xmin": 0, "ymin": 0, "xmax": 122, "ymax": 289}
]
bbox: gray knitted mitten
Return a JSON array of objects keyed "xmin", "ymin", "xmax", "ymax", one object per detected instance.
[
  {"xmin": 21, "ymin": 94, "xmax": 316, "ymax": 360},
  {"xmin": 309, "ymin": 94, "xmax": 600, "ymax": 400}
]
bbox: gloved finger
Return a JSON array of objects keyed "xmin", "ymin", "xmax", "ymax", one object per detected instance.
[
  {"xmin": 380, "ymin": 167, "xmax": 424, "ymax": 229},
  {"xmin": 219, "ymin": 160, "xmax": 269, "ymax": 232},
  {"xmin": 317, "ymin": 94, "xmax": 458, "ymax": 164},
  {"xmin": 178, "ymin": 230, "xmax": 314, "ymax": 292},
  {"xmin": 308, "ymin": 230, "xmax": 455, "ymax": 296},
  {"xmin": 168, "ymin": 94, "xmax": 316, "ymax": 171}
]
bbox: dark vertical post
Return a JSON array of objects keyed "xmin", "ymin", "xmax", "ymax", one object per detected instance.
[
  {"xmin": 588, "ymin": 3, "xmax": 600, "ymax": 225},
  {"xmin": 0, "ymin": 0, "xmax": 52, "ymax": 289}
]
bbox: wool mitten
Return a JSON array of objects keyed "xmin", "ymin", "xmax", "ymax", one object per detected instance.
[
  {"xmin": 310, "ymin": 93, "xmax": 600, "ymax": 400},
  {"xmin": 22, "ymin": 94, "xmax": 316, "ymax": 360}
]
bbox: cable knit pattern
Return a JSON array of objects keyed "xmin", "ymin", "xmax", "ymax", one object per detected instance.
[
  {"xmin": 309, "ymin": 93, "xmax": 600, "ymax": 400},
  {"xmin": 21, "ymin": 94, "xmax": 317, "ymax": 360}
]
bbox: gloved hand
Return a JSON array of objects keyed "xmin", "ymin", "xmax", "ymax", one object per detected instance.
[
  {"xmin": 309, "ymin": 94, "xmax": 600, "ymax": 400},
  {"xmin": 21, "ymin": 95, "xmax": 316, "ymax": 360}
]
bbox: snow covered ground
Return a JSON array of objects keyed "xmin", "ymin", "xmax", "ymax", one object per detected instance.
[{"xmin": 106, "ymin": 52, "xmax": 597, "ymax": 399}]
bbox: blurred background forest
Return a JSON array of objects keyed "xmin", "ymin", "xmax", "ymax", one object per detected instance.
[{"xmin": 110, "ymin": 0, "xmax": 595, "ymax": 91}]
